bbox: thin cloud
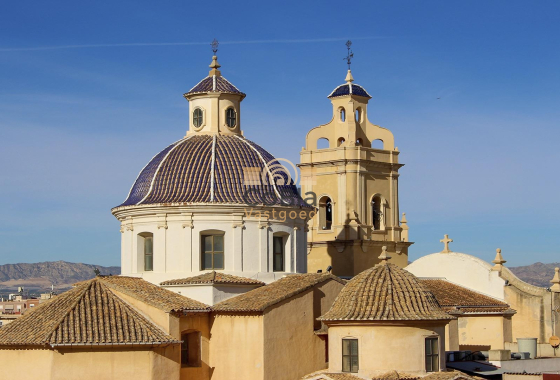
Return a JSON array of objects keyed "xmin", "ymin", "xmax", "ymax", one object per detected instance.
[{"xmin": 0, "ymin": 36, "xmax": 389, "ymax": 52}]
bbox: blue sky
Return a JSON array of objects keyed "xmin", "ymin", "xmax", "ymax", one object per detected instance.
[{"xmin": 1, "ymin": 0, "xmax": 559, "ymax": 267}]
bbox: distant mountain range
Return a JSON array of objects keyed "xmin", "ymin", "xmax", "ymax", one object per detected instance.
[
  {"xmin": 0, "ymin": 261, "xmax": 120, "ymax": 297},
  {"xmin": 509, "ymin": 262, "xmax": 560, "ymax": 288},
  {"xmin": 0, "ymin": 260, "xmax": 556, "ymax": 297}
]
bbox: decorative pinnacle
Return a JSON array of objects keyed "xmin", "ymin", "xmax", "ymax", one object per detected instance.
[
  {"xmin": 440, "ymin": 234, "xmax": 453, "ymax": 253},
  {"xmin": 492, "ymin": 248, "xmax": 506, "ymax": 266},
  {"xmin": 550, "ymin": 267, "xmax": 560, "ymax": 292},
  {"xmin": 378, "ymin": 246, "xmax": 391, "ymax": 264}
]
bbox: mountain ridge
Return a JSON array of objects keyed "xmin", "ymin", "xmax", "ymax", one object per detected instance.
[{"xmin": 0, "ymin": 260, "xmax": 120, "ymax": 296}]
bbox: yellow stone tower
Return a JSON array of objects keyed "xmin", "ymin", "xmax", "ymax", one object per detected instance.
[{"xmin": 299, "ymin": 48, "xmax": 412, "ymax": 277}]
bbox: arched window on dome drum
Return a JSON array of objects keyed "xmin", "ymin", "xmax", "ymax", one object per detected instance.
[
  {"xmin": 372, "ymin": 196, "xmax": 383, "ymax": 231},
  {"xmin": 319, "ymin": 196, "xmax": 333, "ymax": 230},
  {"xmin": 193, "ymin": 108, "xmax": 203, "ymax": 128},
  {"xmin": 202, "ymin": 234, "xmax": 224, "ymax": 270},
  {"xmin": 138, "ymin": 232, "xmax": 153, "ymax": 272},
  {"xmin": 226, "ymin": 107, "xmax": 236, "ymax": 128},
  {"xmin": 340, "ymin": 108, "xmax": 346, "ymax": 122}
]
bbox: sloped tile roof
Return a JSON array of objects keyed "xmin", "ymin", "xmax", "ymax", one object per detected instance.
[
  {"xmin": 0, "ymin": 278, "xmax": 179, "ymax": 347},
  {"xmin": 212, "ymin": 273, "xmax": 345, "ymax": 313},
  {"xmin": 98, "ymin": 276, "xmax": 210, "ymax": 313},
  {"xmin": 328, "ymin": 83, "xmax": 371, "ymax": 99},
  {"xmin": 161, "ymin": 271, "xmax": 265, "ymax": 286},
  {"xmin": 302, "ymin": 370, "xmax": 420, "ymax": 380},
  {"xmin": 420, "ymin": 279, "xmax": 511, "ymax": 314},
  {"xmin": 320, "ymin": 264, "xmax": 454, "ymax": 322},
  {"xmin": 185, "ymin": 75, "xmax": 245, "ymax": 97},
  {"xmin": 116, "ymin": 135, "xmax": 310, "ymax": 208}
]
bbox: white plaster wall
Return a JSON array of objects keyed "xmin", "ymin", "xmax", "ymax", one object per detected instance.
[
  {"xmin": 406, "ymin": 252, "xmax": 506, "ymax": 300},
  {"xmin": 162, "ymin": 284, "xmax": 262, "ymax": 306},
  {"xmin": 114, "ymin": 205, "xmax": 308, "ymax": 286}
]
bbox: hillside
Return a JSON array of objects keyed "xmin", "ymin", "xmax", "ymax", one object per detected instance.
[
  {"xmin": 509, "ymin": 262, "xmax": 560, "ymax": 288},
  {"xmin": 0, "ymin": 261, "xmax": 120, "ymax": 296}
]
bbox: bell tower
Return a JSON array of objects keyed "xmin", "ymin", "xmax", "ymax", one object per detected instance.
[{"xmin": 299, "ymin": 44, "xmax": 412, "ymax": 277}]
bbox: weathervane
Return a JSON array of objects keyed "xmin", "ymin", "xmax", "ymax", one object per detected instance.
[
  {"xmin": 344, "ymin": 40, "xmax": 353, "ymax": 70},
  {"xmin": 211, "ymin": 38, "xmax": 219, "ymax": 54}
]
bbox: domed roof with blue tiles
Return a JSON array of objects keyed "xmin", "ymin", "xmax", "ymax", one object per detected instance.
[
  {"xmin": 327, "ymin": 69, "xmax": 371, "ymax": 99},
  {"xmin": 116, "ymin": 135, "xmax": 308, "ymax": 208}
]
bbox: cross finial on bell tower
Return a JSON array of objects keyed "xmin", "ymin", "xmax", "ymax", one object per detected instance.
[
  {"xmin": 344, "ymin": 40, "xmax": 354, "ymax": 83},
  {"xmin": 209, "ymin": 38, "xmax": 221, "ymax": 77},
  {"xmin": 440, "ymin": 234, "xmax": 453, "ymax": 253}
]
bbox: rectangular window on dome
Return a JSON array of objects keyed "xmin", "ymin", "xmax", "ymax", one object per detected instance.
[
  {"xmin": 202, "ymin": 235, "xmax": 224, "ymax": 270},
  {"xmin": 342, "ymin": 339, "xmax": 358, "ymax": 373},
  {"xmin": 425, "ymin": 337, "xmax": 439, "ymax": 372},
  {"xmin": 273, "ymin": 236, "xmax": 284, "ymax": 272}
]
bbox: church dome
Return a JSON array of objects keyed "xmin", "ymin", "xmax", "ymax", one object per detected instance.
[
  {"xmin": 328, "ymin": 82, "xmax": 371, "ymax": 99},
  {"xmin": 117, "ymin": 134, "xmax": 308, "ymax": 208},
  {"xmin": 320, "ymin": 261, "xmax": 453, "ymax": 322}
]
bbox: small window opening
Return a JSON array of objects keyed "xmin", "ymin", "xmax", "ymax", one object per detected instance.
[
  {"xmin": 139, "ymin": 233, "xmax": 154, "ymax": 272},
  {"xmin": 425, "ymin": 337, "xmax": 439, "ymax": 372},
  {"xmin": 273, "ymin": 236, "xmax": 285, "ymax": 272},
  {"xmin": 337, "ymin": 137, "xmax": 345, "ymax": 147},
  {"xmin": 202, "ymin": 234, "xmax": 224, "ymax": 270},
  {"xmin": 372, "ymin": 196, "xmax": 383, "ymax": 231},
  {"xmin": 193, "ymin": 108, "xmax": 203, "ymax": 128},
  {"xmin": 226, "ymin": 107, "xmax": 236, "ymax": 128},
  {"xmin": 340, "ymin": 108, "xmax": 346, "ymax": 122},
  {"xmin": 342, "ymin": 339, "xmax": 359, "ymax": 373},
  {"xmin": 181, "ymin": 331, "xmax": 201, "ymax": 367},
  {"xmin": 317, "ymin": 138, "xmax": 329, "ymax": 149},
  {"xmin": 319, "ymin": 196, "xmax": 333, "ymax": 230}
]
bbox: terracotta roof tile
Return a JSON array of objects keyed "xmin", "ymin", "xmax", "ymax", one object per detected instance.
[
  {"xmin": 0, "ymin": 278, "xmax": 179, "ymax": 347},
  {"xmin": 320, "ymin": 264, "xmax": 454, "ymax": 322},
  {"xmin": 213, "ymin": 273, "xmax": 345, "ymax": 312},
  {"xmin": 420, "ymin": 279, "xmax": 511, "ymax": 314},
  {"xmin": 98, "ymin": 276, "xmax": 210, "ymax": 313},
  {"xmin": 161, "ymin": 271, "xmax": 265, "ymax": 286}
]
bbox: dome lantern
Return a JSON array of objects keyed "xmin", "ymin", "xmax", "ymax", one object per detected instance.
[{"xmin": 183, "ymin": 40, "xmax": 246, "ymax": 137}]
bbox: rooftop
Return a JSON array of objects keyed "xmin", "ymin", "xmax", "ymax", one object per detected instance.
[
  {"xmin": 212, "ymin": 273, "xmax": 345, "ymax": 313},
  {"xmin": 320, "ymin": 263, "xmax": 454, "ymax": 322},
  {"xmin": 0, "ymin": 278, "xmax": 179, "ymax": 347},
  {"xmin": 420, "ymin": 279, "xmax": 513, "ymax": 314},
  {"xmin": 161, "ymin": 271, "xmax": 265, "ymax": 286}
]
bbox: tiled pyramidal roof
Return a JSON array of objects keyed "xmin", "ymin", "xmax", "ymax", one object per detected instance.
[
  {"xmin": 185, "ymin": 75, "xmax": 246, "ymax": 98},
  {"xmin": 420, "ymin": 279, "xmax": 512, "ymax": 314},
  {"xmin": 161, "ymin": 271, "xmax": 265, "ymax": 286},
  {"xmin": 117, "ymin": 135, "xmax": 309, "ymax": 208},
  {"xmin": 320, "ymin": 263, "xmax": 454, "ymax": 322},
  {"xmin": 0, "ymin": 278, "xmax": 181, "ymax": 347}
]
